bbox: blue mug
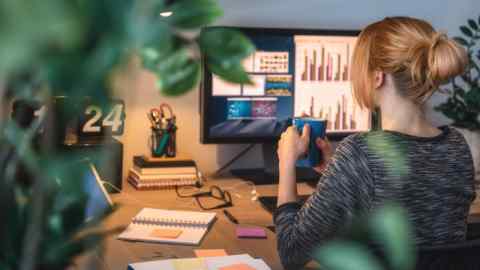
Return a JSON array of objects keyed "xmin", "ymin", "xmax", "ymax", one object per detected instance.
[{"xmin": 292, "ymin": 118, "xmax": 327, "ymax": 167}]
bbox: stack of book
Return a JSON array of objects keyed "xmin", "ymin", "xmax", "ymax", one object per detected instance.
[{"xmin": 128, "ymin": 155, "xmax": 200, "ymax": 190}]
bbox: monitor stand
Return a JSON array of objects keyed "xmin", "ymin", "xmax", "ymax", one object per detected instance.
[{"xmin": 230, "ymin": 143, "xmax": 320, "ymax": 186}]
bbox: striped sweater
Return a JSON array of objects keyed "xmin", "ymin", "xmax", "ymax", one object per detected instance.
[{"xmin": 274, "ymin": 126, "xmax": 476, "ymax": 269}]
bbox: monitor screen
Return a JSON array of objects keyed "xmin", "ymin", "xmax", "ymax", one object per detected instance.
[{"xmin": 201, "ymin": 27, "xmax": 372, "ymax": 143}]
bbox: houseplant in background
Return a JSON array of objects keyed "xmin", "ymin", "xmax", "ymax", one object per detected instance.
[
  {"xmin": 436, "ymin": 15, "xmax": 480, "ymax": 182},
  {"xmin": 0, "ymin": 0, "xmax": 253, "ymax": 269}
]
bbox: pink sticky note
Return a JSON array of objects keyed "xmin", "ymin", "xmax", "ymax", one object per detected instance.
[{"xmin": 235, "ymin": 227, "xmax": 267, "ymax": 239}]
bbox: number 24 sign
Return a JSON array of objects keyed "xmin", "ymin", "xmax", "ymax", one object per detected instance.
[{"xmin": 78, "ymin": 99, "xmax": 126, "ymax": 137}]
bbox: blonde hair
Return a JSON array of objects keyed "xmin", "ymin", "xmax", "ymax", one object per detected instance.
[{"xmin": 351, "ymin": 16, "xmax": 468, "ymax": 110}]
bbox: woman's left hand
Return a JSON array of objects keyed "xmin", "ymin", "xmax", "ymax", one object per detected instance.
[{"xmin": 277, "ymin": 125, "xmax": 310, "ymax": 168}]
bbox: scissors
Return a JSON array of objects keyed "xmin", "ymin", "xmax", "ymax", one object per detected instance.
[
  {"xmin": 149, "ymin": 104, "xmax": 175, "ymax": 128},
  {"xmin": 149, "ymin": 108, "xmax": 162, "ymax": 127}
]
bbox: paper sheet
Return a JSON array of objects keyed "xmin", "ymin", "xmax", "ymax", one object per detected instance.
[{"xmin": 172, "ymin": 258, "xmax": 207, "ymax": 270}]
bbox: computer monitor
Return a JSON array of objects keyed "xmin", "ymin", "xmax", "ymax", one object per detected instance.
[{"xmin": 201, "ymin": 27, "xmax": 372, "ymax": 144}]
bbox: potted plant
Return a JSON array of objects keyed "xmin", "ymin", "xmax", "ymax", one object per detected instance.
[
  {"xmin": 0, "ymin": 0, "xmax": 254, "ymax": 269},
  {"xmin": 436, "ymin": 15, "xmax": 480, "ymax": 184}
]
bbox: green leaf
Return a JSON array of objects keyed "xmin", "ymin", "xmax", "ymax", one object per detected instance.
[
  {"xmin": 315, "ymin": 241, "xmax": 384, "ymax": 270},
  {"xmin": 199, "ymin": 28, "xmax": 254, "ymax": 84},
  {"xmin": 453, "ymin": 37, "xmax": 469, "ymax": 47},
  {"xmin": 167, "ymin": 0, "xmax": 223, "ymax": 29},
  {"xmin": 207, "ymin": 59, "xmax": 252, "ymax": 84},
  {"xmin": 464, "ymin": 87, "xmax": 480, "ymax": 110},
  {"xmin": 199, "ymin": 28, "xmax": 255, "ymax": 62},
  {"xmin": 153, "ymin": 48, "xmax": 201, "ymax": 96},
  {"xmin": 0, "ymin": 0, "xmax": 82, "ymax": 74},
  {"xmin": 129, "ymin": 3, "xmax": 173, "ymax": 50},
  {"xmin": 460, "ymin": 25, "xmax": 474, "ymax": 37},
  {"xmin": 468, "ymin": 19, "xmax": 478, "ymax": 31},
  {"xmin": 369, "ymin": 204, "xmax": 416, "ymax": 270}
]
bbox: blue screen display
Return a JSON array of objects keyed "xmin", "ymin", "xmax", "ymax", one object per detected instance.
[
  {"xmin": 227, "ymin": 99, "xmax": 252, "ymax": 119},
  {"xmin": 83, "ymin": 166, "xmax": 110, "ymax": 221}
]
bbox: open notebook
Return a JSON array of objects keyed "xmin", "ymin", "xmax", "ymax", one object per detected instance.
[
  {"xmin": 127, "ymin": 254, "xmax": 271, "ymax": 270},
  {"xmin": 118, "ymin": 208, "xmax": 216, "ymax": 245}
]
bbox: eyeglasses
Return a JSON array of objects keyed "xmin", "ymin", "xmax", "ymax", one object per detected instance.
[{"xmin": 175, "ymin": 185, "xmax": 233, "ymax": 210}]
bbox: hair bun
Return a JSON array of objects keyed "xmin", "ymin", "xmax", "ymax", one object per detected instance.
[
  {"xmin": 352, "ymin": 17, "xmax": 470, "ymax": 109},
  {"xmin": 427, "ymin": 32, "xmax": 468, "ymax": 88}
]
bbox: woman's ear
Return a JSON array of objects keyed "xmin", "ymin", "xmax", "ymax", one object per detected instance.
[{"xmin": 374, "ymin": 70, "xmax": 385, "ymax": 89}]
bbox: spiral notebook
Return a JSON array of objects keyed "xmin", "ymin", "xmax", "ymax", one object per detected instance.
[{"xmin": 118, "ymin": 208, "xmax": 216, "ymax": 245}]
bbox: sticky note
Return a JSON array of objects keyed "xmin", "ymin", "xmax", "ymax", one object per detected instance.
[
  {"xmin": 173, "ymin": 258, "xmax": 207, "ymax": 270},
  {"xmin": 219, "ymin": 263, "xmax": 256, "ymax": 270},
  {"xmin": 236, "ymin": 227, "xmax": 267, "ymax": 238},
  {"xmin": 150, "ymin": 228, "xmax": 183, "ymax": 239},
  {"xmin": 194, "ymin": 249, "xmax": 228, "ymax": 257}
]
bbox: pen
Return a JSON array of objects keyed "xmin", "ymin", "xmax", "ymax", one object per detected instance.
[{"xmin": 223, "ymin": 209, "xmax": 239, "ymax": 224}]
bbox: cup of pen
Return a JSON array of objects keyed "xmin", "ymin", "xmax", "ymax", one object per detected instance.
[{"xmin": 148, "ymin": 110, "xmax": 177, "ymax": 158}]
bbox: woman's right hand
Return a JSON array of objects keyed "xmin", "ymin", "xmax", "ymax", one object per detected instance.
[{"xmin": 313, "ymin": 137, "xmax": 333, "ymax": 174}]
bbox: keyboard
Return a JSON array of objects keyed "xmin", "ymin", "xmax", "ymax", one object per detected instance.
[{"xmin": 258, "ymin": 195, "xmax": 310, "ymax": 214}]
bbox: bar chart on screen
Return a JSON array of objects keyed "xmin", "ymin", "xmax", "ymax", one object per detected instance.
[{"xmin": 293, "ymin": 35, "xmax": 370, "ymax": 132}]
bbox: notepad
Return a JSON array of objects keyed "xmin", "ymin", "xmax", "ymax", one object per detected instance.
[
  {"xmin": 118, "ymin": 208, "xmax": 216, "ymax": 245},
  {"xmin": 127, "ymin": 254, "xmax": 271, "ymax": 270},
  {"xmin": 235, "ymin": 227, "xmax": 267, "ymax": 239}
]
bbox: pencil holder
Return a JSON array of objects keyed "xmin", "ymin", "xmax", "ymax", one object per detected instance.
[
  {"xmin": 148, "ymin": 103, "xmax": 177, "ymax": 157},
  {"xmin": 150, "ymin": 125, "xmax": 176, "ymax": 158}
]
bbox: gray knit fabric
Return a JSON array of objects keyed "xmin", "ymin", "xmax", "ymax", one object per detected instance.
[{"xmin": 274, "ymin": 126, "xmax": 476, "ymax": 269}]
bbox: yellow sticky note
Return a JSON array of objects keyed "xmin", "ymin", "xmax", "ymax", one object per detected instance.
[
  {"xmin": 173, "ymin": 258, "xmax": 207, "ymax": 270},
  {"xmin": 149, "ymin": 228, "xmax": 183, "ymax": 239},
  {"xmin": 194, "ymin": 249, "xmax": 228, "ymax": 257},
  {"xmin": 219, "ymin": 264, "xmax": 256, "ymax": 270}
]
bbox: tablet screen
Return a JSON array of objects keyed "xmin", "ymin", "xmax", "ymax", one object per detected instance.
[{"xmin": 83, "ymin": 163, "xmax": 112, "ymax": 221}]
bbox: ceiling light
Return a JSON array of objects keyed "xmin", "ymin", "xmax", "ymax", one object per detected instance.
[{"xmin": 160, "ymin": 11, "xmax": 173, "ymax": 17}]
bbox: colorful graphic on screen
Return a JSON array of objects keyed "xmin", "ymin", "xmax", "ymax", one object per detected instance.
[
  {"xmin": 252, "ymin": 98, "xmax": 277, "ymax": 118},
  {"xmin": 227, "ymin": 98, "xmax": 252, "ymax": 119},
  {"xmin": 294, "ymin": 35, "xmax": 370, "ymax": 132},
  {"xmin": 265, "ymin": 75, "xmax": 293, "ymax": 96},
  {"xmin": 227, "ymin": 98, "xmax": 277, "ymax": 119}
]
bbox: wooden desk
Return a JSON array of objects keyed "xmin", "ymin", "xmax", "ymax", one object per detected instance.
[
  {"xmin": 90, "ymin": 179, "xmax": 480, "ymax": 270},
  {"xmin": 95, "ymin": 179, "xmax": 315, "ymax": 270}
]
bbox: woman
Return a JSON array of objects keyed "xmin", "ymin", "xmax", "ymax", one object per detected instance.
[{"xmin": 275, "ymin": 16, "xmax": 475, "ymax": 269}]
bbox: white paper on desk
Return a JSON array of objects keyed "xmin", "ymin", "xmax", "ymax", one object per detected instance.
[
  {"xmin": 128, "ymin": 259, "xmax": 176, "ymax": 270},
  {"xmin": 206, "ymin": 255, "xmax": 271, "ymax": 270},
  {"xmin": 127, "ymin": 254, "xmax": 271, "ymax": 270}
]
